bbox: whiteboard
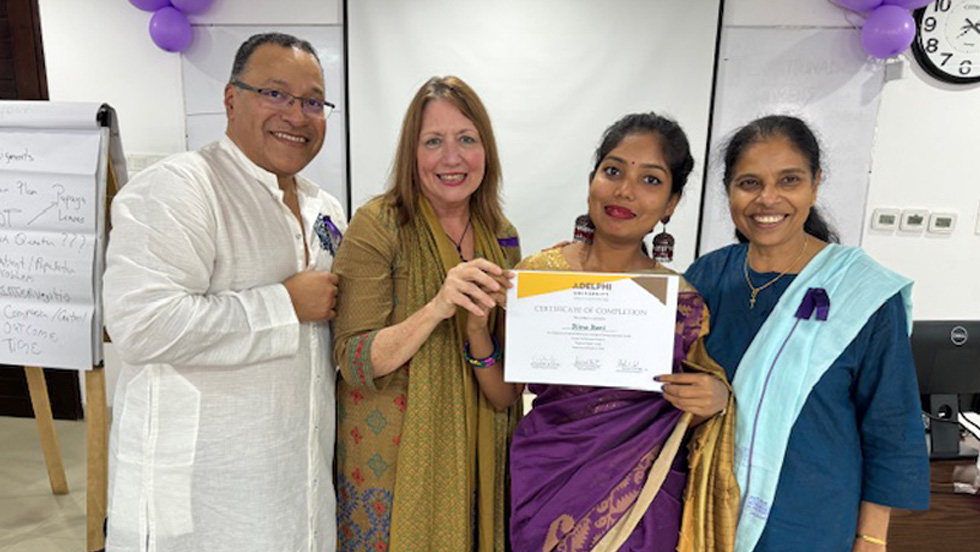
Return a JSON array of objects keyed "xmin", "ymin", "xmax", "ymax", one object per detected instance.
[
  {"xmin": 0, "ymin": 102, "xmax": 117, "ymax": 370},
  {"xmin": 181, "ymin": 25, "xmax": 347, "ymax": 209},
  {"xmin": 193, "ymin": 0, "xmax": 341, "ymax": 25},
  {"xmin": 348, "ymin": 0, "xmax": 722, "ymax": 269},
  {"xmin": 699, "ymin": 27, "xmax": 885, "ymax": 254}
]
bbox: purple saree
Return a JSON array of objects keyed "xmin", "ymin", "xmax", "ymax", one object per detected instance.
[{"xmin": 510, "ymin": 290, "xmax": 708, "ymax": 552}]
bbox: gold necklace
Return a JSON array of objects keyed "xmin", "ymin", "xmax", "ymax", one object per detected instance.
[{"xmin": 743, "ymin": 236, "xmax": 808, "ymax": 309}]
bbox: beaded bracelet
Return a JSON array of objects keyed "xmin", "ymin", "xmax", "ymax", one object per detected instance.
[{"xmin": 464, "ymin": 338, "xmax": 500, "ymax": 369}]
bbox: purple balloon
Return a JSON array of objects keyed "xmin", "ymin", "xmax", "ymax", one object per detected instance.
[
  {"xmin": 862, "ymin": 5, "xmax": 916, "ymax": 59},
  {"xmin": 835, "ymin": 0, "xmax": 884, "ymax": 11},
  {"xmin": 882, "ymin": 0, "xmax": 933, "ymax": 9},
  {"xmin": 171, "ymin": 0, "xmax": 214, "ymax": 15},
  {"xmin": 149, "ymin": 7, "xmax": 193, "ymax": 53},
  {"xmin": 129, "ymin": 0, "xmax": 171, "ymax": 11}
]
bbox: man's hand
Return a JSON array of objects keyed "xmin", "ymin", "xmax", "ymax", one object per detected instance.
[{"xmin": 283, "ymin": 271, "xmax": 339, "ymax": 322}]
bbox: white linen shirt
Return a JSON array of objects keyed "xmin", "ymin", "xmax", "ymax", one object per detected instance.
[{"xmin": 103, "ymin": 136, "xmax": 344, "ymax": 552}]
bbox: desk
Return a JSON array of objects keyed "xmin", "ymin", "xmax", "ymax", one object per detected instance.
[{"xmin": 889, "ymin": 458, "xmax": 980, "ymax": 551}]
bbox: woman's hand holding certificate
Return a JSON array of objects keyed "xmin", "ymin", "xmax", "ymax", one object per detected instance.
[{"xmin": 504, "ymin": 270, "xmax": 679, "ymax": 392}]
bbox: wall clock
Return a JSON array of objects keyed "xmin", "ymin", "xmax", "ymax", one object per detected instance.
[{"xmin": 911, "ymin": 0, "xmax": 980, "ymax": 84}]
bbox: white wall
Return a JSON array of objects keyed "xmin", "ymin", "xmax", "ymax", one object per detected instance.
[
  {"xmin": 864, "ymin": 65, "xmax": 980, "ymax": 320},
  {"xmin": 724, "ymin": 0, "xmax": 858, "ymax": 27},
  {"xmin": 718, "ymin": 0, "xmax": 980, "ymax": 321},
  {"xmin": 37, "ymin": 0, "xmax": 342, "ymax": 407}
]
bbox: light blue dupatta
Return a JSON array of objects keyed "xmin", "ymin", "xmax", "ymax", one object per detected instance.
[{"xmin": 731, "ymin": 244, "xmax": 913, "ymax": 552}]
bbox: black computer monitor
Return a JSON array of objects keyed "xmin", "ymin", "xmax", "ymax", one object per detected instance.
[{"xmin": 911, "ymin": 321, "xmax": 980, "ymax": 459}]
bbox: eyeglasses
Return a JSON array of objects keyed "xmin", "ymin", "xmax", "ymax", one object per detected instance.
[{"xmin": 232, "ymin": 80, "xmax": 336, "ymax": 119}]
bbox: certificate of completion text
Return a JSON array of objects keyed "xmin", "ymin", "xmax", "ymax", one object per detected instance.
[{"xmin": 504, "ymin": 270, "xmax": 679, "ymax": 392}]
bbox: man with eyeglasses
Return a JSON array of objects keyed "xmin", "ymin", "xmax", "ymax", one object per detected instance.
[{"xmin": 104, "ymin": 32, "xmax": 343, "ymax": 552}]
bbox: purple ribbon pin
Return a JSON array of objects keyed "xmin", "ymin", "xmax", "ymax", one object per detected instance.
[
  {"xmin": 497, "ymin": 236, "xmax": 519, "ymax": 249},
  {"xmin": 795, "ymin": 287, "xmax": 830, "ymax": 321},
  {"xmin": 313, "ymin": 214, "xmax": 343, "ymax": 256}
]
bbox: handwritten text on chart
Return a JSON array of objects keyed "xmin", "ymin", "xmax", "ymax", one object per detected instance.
[
  {"xmin": 0, "ymin": 148, "xmax": 35, "ymax": 164},
  {"xmin": 1, "ymin": 303, "xmax": 86, "ymax": 355},
  {"xmin": 0, "ymin": 304, "xmax": 90, "ymax": 357},
  {"xmin": 0, "ymin": 130, "xmax": 103, "ymax": 369},
  {"xmin": 0, "ymin": 178, "xmax": 89, "ymax": 229},
  {"xmin": 0, "ymin": 237, "xmax": 93, "ymax": 358}
]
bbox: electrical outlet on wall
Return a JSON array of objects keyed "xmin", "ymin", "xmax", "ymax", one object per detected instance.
[
  {"xmin": 927, "ymin": 212, "xmax": 956, "ymax": 234},
  {"xmin": 900, "ymin": 209, "xmax": 929, "ymax": 232},
  {"xmin": 871, "ymin": 208, "xmax": 901, "ymax": 231}
]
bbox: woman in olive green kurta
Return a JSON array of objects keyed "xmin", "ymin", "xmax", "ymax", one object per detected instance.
[
  {"xmin": 333, "ymin": 199, "xmax": 411, "ymax": 550},
  {"xmin": 332, "ymin": 76, "xmax": 522, "ymax": 552}
]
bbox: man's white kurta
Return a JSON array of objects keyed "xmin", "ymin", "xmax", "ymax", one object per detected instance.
[{"xmin": 103, "ymin": 137, "xmax": 344, "ymax": 552}]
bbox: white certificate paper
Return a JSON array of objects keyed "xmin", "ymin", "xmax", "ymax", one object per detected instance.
[{"xmin": 504, "ymin": 270, "xmax": 679, "ymax": 392}]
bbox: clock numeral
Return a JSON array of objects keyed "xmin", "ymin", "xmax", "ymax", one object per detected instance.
[
  {"xmin": 934, "ymin": 0, "xmax": 952, "ymax": 12},
  {"xmin": 960, "ymin": 59, "xmax": 973, "ymax": 75},
  {"xmin": 940, "ymin": 52, "xmax": 954, "ymax": 66},
  {"xmin": 926, "ymin": 38, "xmax": 940, "ymax": 53},
  {"xmin": 923, "ymin": 16, "xmax": 937, "ymax": 32}
]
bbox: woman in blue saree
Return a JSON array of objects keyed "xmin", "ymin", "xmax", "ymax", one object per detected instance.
[
  {"xmin": 510, "ymin": 113, "xmax": 738, "ymax": 551},
  {"xmin": 685, "ymin": 115, "xmax": 929, "ymax": 551}
]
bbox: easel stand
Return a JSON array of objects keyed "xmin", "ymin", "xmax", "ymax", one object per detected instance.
[
  {"xmin": 23, "ymin": 367, "xmax": 68, "ymax": 495},
  {"xmin": 25, "ymin": 365, "xmax": 108, "ymax": 552},
  {"xmin": 85, "ymin": 368, "xmax": 108, "ymax": 550}
]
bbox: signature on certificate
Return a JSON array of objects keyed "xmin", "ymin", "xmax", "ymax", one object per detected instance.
[
  {"xmin": 616, "ymin": 359, "xmax": 642, "ymax": 373},
  {"xmin": 531, "ymin": 355, "xmax": 560, "ymax": 370},
  {"xmin": 574, "ymin": 358, "xmax": 601, "ymax": 372}
]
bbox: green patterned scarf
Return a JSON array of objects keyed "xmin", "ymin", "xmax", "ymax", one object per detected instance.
[{"xmin": 389, "ymin": 196, "xmax": 521, "ymax": 551}]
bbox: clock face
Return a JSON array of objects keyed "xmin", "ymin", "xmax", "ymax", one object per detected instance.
[{"xmin": 912, "ymin": 0, "xmax": 980, "ymax": 84}]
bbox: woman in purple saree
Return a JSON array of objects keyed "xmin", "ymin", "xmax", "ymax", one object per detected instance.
[{"xmin": 510, "ymin": 113, "xmax": 738, "ymax": 552}]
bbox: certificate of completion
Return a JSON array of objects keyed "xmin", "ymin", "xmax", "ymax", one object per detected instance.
[{"xmin": 504, "ymin": 270, "xmax": 678, "ymax": 392}]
